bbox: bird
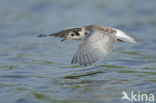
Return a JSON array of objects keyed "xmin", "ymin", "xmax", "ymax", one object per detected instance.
[{"xmin": 38, "ymin": 24, "xmax": 136, "ymax": 66}]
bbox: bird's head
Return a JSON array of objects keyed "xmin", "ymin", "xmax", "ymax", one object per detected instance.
[{"xmin": 61, "ymin": 31, "xmax": 84, "ymax": 41}]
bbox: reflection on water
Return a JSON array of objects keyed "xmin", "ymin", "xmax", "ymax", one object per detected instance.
[{"xmin": 0, "ymin": 0, "xmax": 156, "ymax": 103}]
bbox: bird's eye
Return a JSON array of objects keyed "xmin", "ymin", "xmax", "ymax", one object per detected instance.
[
  {"xmin": 70, "ymin": 32, "xmax": 75, "ymax": 36},
  {"xmin": 71, "ymin": 34, "xmax": 74, "ymax": 36}
]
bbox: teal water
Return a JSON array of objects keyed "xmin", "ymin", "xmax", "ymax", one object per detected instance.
[{"xmin": 0, "ymin": 0, "xmax": 156, "ymax": 103}]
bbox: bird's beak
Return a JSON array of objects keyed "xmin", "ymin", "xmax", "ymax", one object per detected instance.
[{"xmin": 61, "ymin": 36, "xmax": 72, "ymax": 42}]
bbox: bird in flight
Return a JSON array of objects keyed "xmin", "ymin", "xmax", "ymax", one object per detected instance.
[{"xmin": 38, "ymin": 24, "xmax": 136, "ymax": 66}]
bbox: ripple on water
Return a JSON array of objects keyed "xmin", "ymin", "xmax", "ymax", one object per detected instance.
[{"xmin": 0, "ymin": 0, "xmax": 156, "ymax": 103}]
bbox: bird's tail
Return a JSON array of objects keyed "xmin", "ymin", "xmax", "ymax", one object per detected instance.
[{"xmin": 115, "ymin": 29, "xmax": 136, "ymax": 43}]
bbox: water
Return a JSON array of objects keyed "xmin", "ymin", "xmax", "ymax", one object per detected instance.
[{"xmin": 0, "ymin": 0, "xmax": 156, "ymax": 103}]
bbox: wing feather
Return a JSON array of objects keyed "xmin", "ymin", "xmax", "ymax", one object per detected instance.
[
  {"xmin": 71, "ymin": 29, "xmax": 117, "ymax": 65},
  {"xmin": 49, "ymin": 28, "xmax": 81, "ymax": 38}
]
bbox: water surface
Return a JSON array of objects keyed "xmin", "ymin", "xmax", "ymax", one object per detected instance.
[{"xmin": 0, "ymin": 0, "xmax": 156, "ymax": 103}]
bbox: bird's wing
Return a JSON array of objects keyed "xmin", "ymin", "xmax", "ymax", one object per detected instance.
[
  {"xmin": 38, "ymin": 27, "xmax": 81, "ymax": 39},
  {"xmin": 71, "ymin": 29, "xmax": 117, "ymax": 65},
  {"xmin": 49, "ymin": 27, "xmax": 81, "ymax": 38}
]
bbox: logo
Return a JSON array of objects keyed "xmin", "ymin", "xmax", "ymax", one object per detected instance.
[{"xmin": 121, "ymin": 91, "xmax": 155, "ymax": 102}]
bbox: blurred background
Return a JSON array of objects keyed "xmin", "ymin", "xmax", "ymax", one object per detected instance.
[{"xmin": 0, "ymin": 0, "xmax": 156, "ymax": 103}]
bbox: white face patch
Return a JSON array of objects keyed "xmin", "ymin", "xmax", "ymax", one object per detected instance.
[
  {"xmin": 78, "ymin": 31, "xmax": 82, "ymax": 35},
  {"xmin": 78, "ymin": 30, "xmax": 85, "ymax": 38}
]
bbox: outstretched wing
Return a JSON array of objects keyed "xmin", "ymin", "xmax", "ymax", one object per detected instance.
[
  {"xmin": 71, "ymin": 30, "xmax": 117, "ymax": 65},
  {"xmin": 38, "ymin": 27, "xmax": 82, "ymax": 42},
  {"xmin": 49, "ymin": 27, "xmax": 81, "ymax": 38}
]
